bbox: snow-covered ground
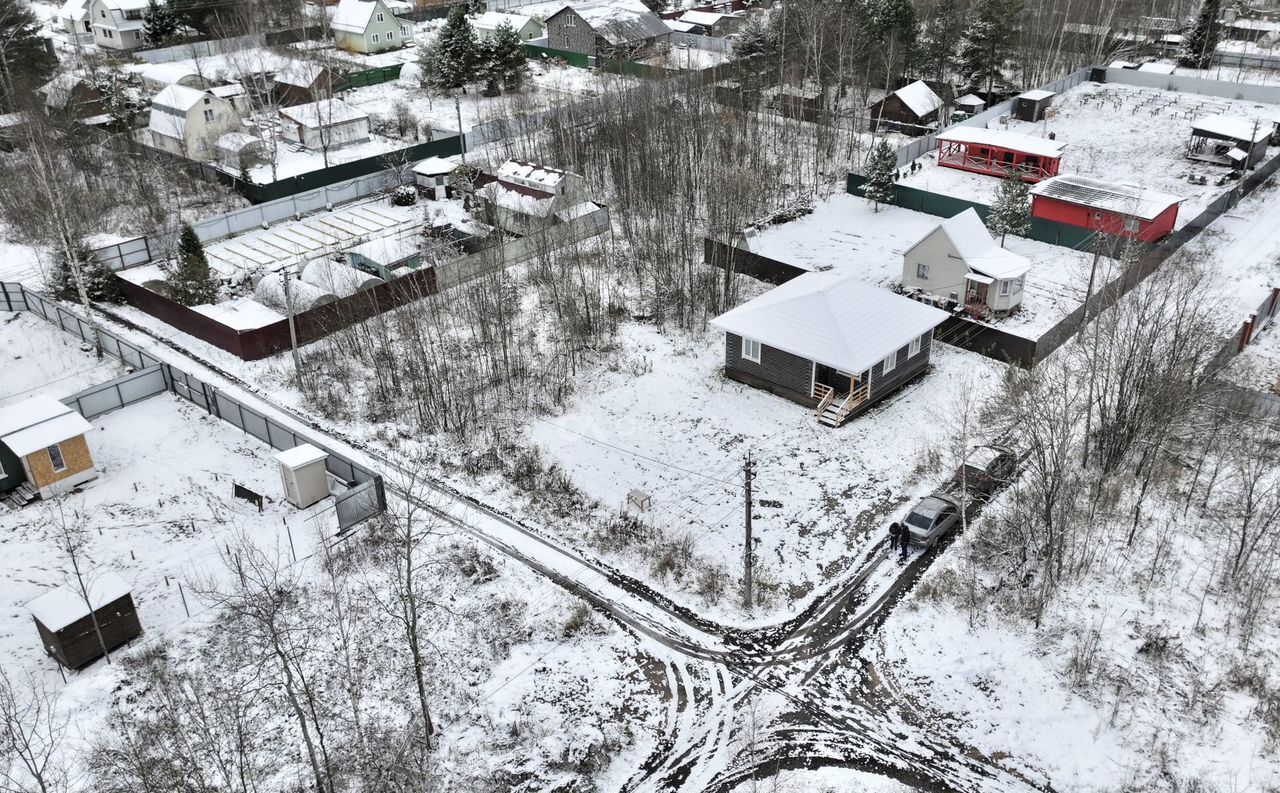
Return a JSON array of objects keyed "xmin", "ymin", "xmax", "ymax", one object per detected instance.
[
  {"xmin": 528, "ymin": 322, "xmax": 1005, "ymax": 621},
  {"xmin": 742, "ymin": 193, "xmax": 1105, "ymax": 338},
  {"xmin": 901, "ymin": 81, "xmax": 1280, "ymax": 227},
  {"xmin": 0, "ymin": 312, "xmax": 128, "ymax": 405}
]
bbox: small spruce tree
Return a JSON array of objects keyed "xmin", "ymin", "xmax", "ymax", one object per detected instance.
[
  {"xmin": 166, "ymin": 225, "xmax": 220, "ymax": 306},
  {"xmin": 863, "ymin": 140, "xmax": 898, "ymax": 211},
  {"xmin": 986, "ymin": 175, "xmax": 1031, "ymax": 245},
  {"xmin": 1179, "ymin": 0, "xmax": 1223, "ymax": 70},
  {"xmin": 143, "ymin": 0, "xmax": 178, "ymax": 45},
  {"xmin": 733, "ymin": 13, "xmax": 776, "ymax": 60},
  {"xmin": 50, "ymin": 242, "xmax": 124, "ymax": 304},
  {"xmin": 486, "ymin": 22, "xmax": 528, "ymax": 91}
]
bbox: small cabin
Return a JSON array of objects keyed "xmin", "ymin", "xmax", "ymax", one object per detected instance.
[
  {"xmin": 710, "ymin": 272, "xmax": 948, "ymax": 428},
  {"xmin": 0, "ymin": 395, "xmax": 96, "ymax": 505},
  {"xmin": 1187, "ymin": 115, "xmax": 1270, "ymax": 170},
  {"xmin": 413, "ymin": 156, "xmax": 458, "ymax": 199},
  {"xmin": 1030, "ymin": 175, "xmax": 1182, "ymax": 243},
  {"xmin": 954, "ymin": 93, "xmax": 985, "ymax": 117},
  {"xmin": 279, "ymin": 99, "xmax": 371, "ymax": 150},
  {"xmin": 902, "ymin": 208, "xmax": 1032, "ymax": 318},
  {"xmin": 1013, "ymin": 89, "xmax": 1054, "ymax": 122},
  {"xmin": 272, "ymin": 61, "xmax": 338, "ymax": 107},
  {"xmin": 868, "ymin": 80, "xmax": 944, "ymax": 135},
  {"xmin": 472, "ymin": 159, "xmax": 592, "ymax": 233},
  {"xmin": 934, "ymin": 127, "xmax": 1066, "ymax": 182},
  {"xmin": 27, "ymin": 570, "xmax": 142, "ymax": 669}
]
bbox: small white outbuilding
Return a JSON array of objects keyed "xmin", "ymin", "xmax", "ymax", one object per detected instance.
[
  {"xmin": 279, "ymin": 99, "xmax": 371, "ymax": 150},
  {"xmin": 275, "ymin": 444, "xmax": 330, "ymax": 508}
]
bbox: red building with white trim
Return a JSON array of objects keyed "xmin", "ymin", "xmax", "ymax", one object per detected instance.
[
  {"xmin": 1029, "ymin": 175, "xmax": 1183, "ymax": 242},
  {"xmin": 934, "ymin": 127, "xmax": 1067, "ymax": 182}
]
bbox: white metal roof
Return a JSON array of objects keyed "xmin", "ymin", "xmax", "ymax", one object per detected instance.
[
  {"xmin": 152, "ymin": 83, "xmax": 208, "ymax": 112},
  {"xmin": 210, "ymin": 83, "xmax": 246, "ymax": 99},
  {"xmin": 275, "ymin": 443, "xmax": 328, "ymax": 468},
  {"xmin": 1018, "ymin": 89, "xmax": 1054, "ymax": 101},
  {"xmin": 1138, "ymin": 61, "xmax": 1176, "ymax": 74},
  {"xmin": 1030, "ymin": 175, "xmax": 1182, "ymax": 221},
  {"xmin": 930, "ymin": 208, "xmax": 1032, "ymax": 280},
  {"xmin": 935, "ymin": 126, "xmax": 1067, "ymax": 159},
  {"xmin": 666, "ymin": 19, "xmax": 697, "ymax": 32},
  {"xmin": 412, "ymin": 155, "xmax": 457, "ymax": 175},
  {"xmin": 216, "ymin": 131, "xmax": 261, "ymax": 152},
  {"xmin": 331, "ymin": 0, "xmax": 391, "ymax": 33},
  {"xmin": 280, "ymin": 99, "xmax": 369, "ymax": 128},
  {"xmin": 0, "ymin": 395, "xmax": 93, "ymax": 457},
  {"xmin": 472, "ymin": 10, "xmax": 537, "ymax": 31},
  {"xmin": 891, "ymin": 80, "xmax": 943, "ymax": 118},
  {"xmin": 28, "ymin": 571, "xmax": 131, "ymax": 633},
  {"xmin": 1192, "ymin": 114, "xmax": 1271, "ymax": 143},
  {"xmin": 710, "ymin": 272, "xmax": 949, "ymax": 375},
  {"xmin": 955, "ymin": 93, "xmax": 985, "ymax": 107},
  {"xmin": 678, "ymin": 9, "xmax": 733, "ymax": 26},
  {"xmin": 273, "ymin": 61, "xmax": 326, "ymax": 88},
  {"xmin": 139, "ymin": 61, "xmax": 201, "ymax": 86}
]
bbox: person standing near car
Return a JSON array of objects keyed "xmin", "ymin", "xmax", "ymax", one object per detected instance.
[
  {"xmin": 888, "ymin": 522, "xmax": 901, "ymax": 551},
  {"xmin": 899, "ymin": 526, "xmax": 911, "ymax": 561}
]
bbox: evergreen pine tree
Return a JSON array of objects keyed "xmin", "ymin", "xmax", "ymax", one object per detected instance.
[
  {"xmin": 486, "ymin": 22, "xmax": 528, "ymax": 91},
  {"xmin": 732, "ymin": 13, "xmax": 776, "ymax": 60},
  {"xmin": 862, "ymin": 140, "xmax": 898, "ymax": 211},
  {"xmin": 144, "ymin": 0, "xmax": 178, "ymax": 45},
  {"xmin": 415, "ymin": 37, "xmax": 438, "ymax": 90},
  {"xmin": 166, "ymin": 225, "xmax": 220, "ymax": 306},
  {"xmin": 862, "ymin": 0, "xmax": 919, "ymax": 82},
  {"xmin": 920, "ymin": 0, "xmax": 962, "ymax": 83},
  {"xmin": 957, "ymin": 0, "xmax": 1022, "ymax": 97},
  {"xmin": 49, "ymin": 242, "xmax": 124, "ymax": 304},
  {"xmin": 0, "ymin": 0, "xmax": 58, "ymax": 111},
  {"xmin": 986, "ymin": 175, "xmax": 1031, "ymax": 245},
  {"xmin": 1179, "ymin": 0, "xmax": 1222, "ymax": 70},
  {"xmin": 428, "ymin": 7, "xmax": 481, "ymax": 93}
]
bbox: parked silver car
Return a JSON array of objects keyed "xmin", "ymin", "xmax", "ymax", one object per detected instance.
[{"xmin": 902, "ymin": 493, "xmax": 962, "ymax": 547}]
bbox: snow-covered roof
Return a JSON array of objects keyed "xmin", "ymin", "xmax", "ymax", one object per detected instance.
[
  {"xmin": 273, "ymin": 60, "xmax": 326, "ymax": 88},
  {"xmin": 216, "ymin": 131, "xmax": 261, "ymax": 152},
  {"xmin": 38, "ymin": 72, "xmax": 92, "ymax": 108},
  {"xmin": 477, "ymin": 180, "xmax": 556, "ymax": 217},
  {"xmin": 139, "ymin": 61, "xmax": 202, "ymax": 86},
  {"xmin": 280, "ymin": 99, "xmax": 369, "ymax": 128},
  {"xmin": 955, "ymin": 93, "xmax": 984, "ymax": 107},
  {"xmin": 210, "ymin": 83, "xmax": 245, "ymax": 99},
  {"xmin": 28, "ymin": 571, "xmax": 132, "ymax": 633},
  {"xmin": 891, "ymin": 80, "xmax": 943, "ymax": 118},
  {"xmin": 1137, "ymin": 61, "xmax": 1176, "ymax": 74},
  {"xmin": 1030, "ymin": 175, "xmax": 1182, "ymax": 221},
  {"xmin": 347, "ymin": 233, "xmax": 422, "ymax": 264},
  {"xmin": 472, "ymin": 10, "xmax": 537, "ymax": 31},
  {"xmin": 413, "ymin": 156, "xmax": 457, "ymax": 175},
  {"xmin": 59, "ymin": 0, "xmax": 89, "ymax": 21},
  {"xmin": 99, "ymin": 0, "xmax": 149, "ymax": 11},
  {"xmin": 331, "ymin": 0, "xmax": 393, "ymax": 34},
  {"xmin": 678, "ymin": 9, "xmax": 733, "ymax": 26},
  {"xmin": 152, "ymin": 83, "xmax": 208, "ymax": 112},
  {"xmin": 935, "ymin": 126, "xmax": 1067, "ymax": 159},
  {"xmin": 1192, "ymin": 114, "xmax": 1271, "ymax": 143},
  {"xmin": 1109, "ymin": 59, "xmax": 1137, "ymax": 68},
  {"xmin": 275, "ymin": 443, "xmax": 328, "ymax": 468},
  {"xmin": 710, "ymin": 272, "xmax": 949, "ymax": 374},
  {"xmin": 301, "ymin": 259, "xmax": 384, "ymax": 295},
  {"xmin": 495, "ymin": 159, "xmax": 572, "ymax": 190},
  {"xmin": 554, "ymin": 0, "xmax": 670, "ymax": 46},
  {"xmin": 926, "ymin": 209, "xmax": 1031, "ymax": 280},
  {"xmin": 0, "ymin": 395, "xmax": 93, "ymax": 457},
  {"xmin": 666, "ymin": 19, "xmax": 697, "ymax": 32},
  {"xmin": 1018, "ymin": 89, "xmax": 1054, "ymax": 101}
]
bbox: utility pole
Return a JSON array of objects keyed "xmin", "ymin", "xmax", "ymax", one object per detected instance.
[
  {"xmin": 281, "ymin": 266, "xmax": 304, "ymax": 384},
  {"xmin": 743, "ymin": 451, "xmax": 755, "ymax": 610},
  {"xmin": 455, "ymin": 93, "xmax": 466, "ymax": 163}
]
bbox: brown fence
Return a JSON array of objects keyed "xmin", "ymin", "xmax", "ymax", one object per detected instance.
[{"xmin": 116, "ymin": 266, "xmax": 439, "ymax": 361}]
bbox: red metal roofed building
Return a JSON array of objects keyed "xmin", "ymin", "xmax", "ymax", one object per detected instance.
[
  {"xmin": 1030, "ymin": 175, "xmax": 1183, "ymax": 242},
  {"xmin": 934, "ymin": 127, "xmax": 1067, "ymax": 182}
]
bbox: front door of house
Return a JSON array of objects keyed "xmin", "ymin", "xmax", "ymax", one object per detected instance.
[{"xmin": 814, "ymin": 364, "xmax": 853, "ymax": 394}]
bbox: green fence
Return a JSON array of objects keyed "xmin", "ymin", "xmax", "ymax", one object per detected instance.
[
  {"xmin": 344, "ymin": 64, "xmax": 405, "ymax": 89},
  {"xmin": 846, "ymin": 172, "xmax": 1096, "ymax": 251},
  {"xmin": 524, "ymin": 44, "xmax": 591, "ymax": 69}
]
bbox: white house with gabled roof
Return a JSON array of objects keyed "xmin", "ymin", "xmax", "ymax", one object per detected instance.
[
  {"xmin": 331, "ymin": 0, "xmax": 412, "ymax": 54},
  {"xmin": 147, "ymin": 85, "xmax": 245, "ymax": 162},
  {"xmin": 471, "ymin": 11, "xmax": 545, "ymax": 41},
  {"xmin": 88, "ymin": 0, "xmax": 149, "ymax": 50},
  {"xmin": 902, "ymin": 208, "xmax": 1032, "ymax": 316},
  {"xmin": 58, "ymin": 0, "xmax": 94, "ymax": 45}
]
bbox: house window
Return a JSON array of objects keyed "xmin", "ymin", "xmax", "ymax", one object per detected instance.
[
  {"xmin": 387, "ymin": 29, "xmax": 394, "ymax": 39},
  {"xmin": 741, "ymin": 337, "xmax": 761, "ymax": 363},
  {"xmin": 100, "ymin": 9, "xmax": 106, "ymax": 17},
  {"xmin": 881, "ymin": 351, "xmax": 897, "ymax": 374},
  {"xmin": 565, "ymin": 15, "xmax": 576, "ymax": 26},
  {"xmin": 376, "ymin": 11, "xmax": 384, "ymax": 21},
  {"xmin": 1123, "ymin": 216, "xmax": 1140, "ymax": 232},
  {"xmin": 915, "ymin": 262, "xmax": 929, "ymax": 280},
  {"xmin": 371, "ymin": 32, "xmax": 380, "ymax": 42},
  {"xmin": 400, "ymin": 24, "xmax": 407, "ymax": 34},
  {"xmin": 999, "ymin": 279, "xmax": 1011, "ymax": 296},
  {"xmin": 203, "ymin": 108, "xmax": 214, "ymax": 121},
  {"xmin": 47, "ymin": 444, "xmax": 67, "ymax": 473},
  {"xmin": 909, "ymin": 335, "xmax": 922, "ymax": 357},
  {"xmin": 134, "ymin": 30, "xmax": 141, "ymax": 39}
]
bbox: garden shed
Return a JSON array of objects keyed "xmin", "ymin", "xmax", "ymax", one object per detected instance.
[
  {"xmin": 28, "ymin": 570, "xmax": 142, "ymax": 669},
  {"xmin": 1187, "ymin": 115, "xmax": 1270, "ymax": 169},
  {"xmin": 1030, "ymin": 175, "xmax": 1182, "ymax": 242},
  {"xmin": 0, "ymin": 395, "xmax": 96, "ymax": 502},
  {"xmin": 279, "ymin": 99, "xmax": 370, "ymax": 150},
  {"xmin": 867, "ymin": 80, "xmax": 944, "ymax": 134},
  {"xmin": 1014, "ymin": 89, "xmax": 1055, "ymax": 122}
]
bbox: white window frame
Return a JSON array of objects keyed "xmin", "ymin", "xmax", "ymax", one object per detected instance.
[
  {"xmin": 400, "ymin": 24, "xmax": 408, "ymax": 34},
  {"xmin": 741, "ymin": 337, "xmax": 761, "ymax": 363},
  {"xmin": 376, "ymin": 11, "xmax": 384, "ymax": 21},
  {"xmin": 881, "ymin": 352, "xmax": 897, "ymax": 374},
  {"xmin": 387, "ymin": 29, "xmax": 394, "ymax": 39},
  {"xmin": 909, "ymin": 335, "xmax": 922, "ymax": 357},
  {"xmin": 203, "ymin": 108, "xmax": 214, "ymax": 122},
  {"xmin": 916, "ymin": 262, "xmax": 929, "ymax": 280},
  {"xmin": 133, "ymin": 30, "xmax": 141, "ymax": 39},
  {"xmin": 371, "ymin": 32, "xmax": 380, "ymax": 42},
  {"xmin": 47, "ymin": 444, "xmax": 67, "ymax": 473},
  {"xmin": 564, "ymin": 15, "xmax": 576, "ymax": 26},
  {"xmin": 999, "ymin": 279, "xmax": 1011, "ymax": 296}
]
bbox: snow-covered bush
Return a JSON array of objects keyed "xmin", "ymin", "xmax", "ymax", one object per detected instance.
[{"xmin": 392, "ymin": 185, "xmax": 417, "ymax": 206}]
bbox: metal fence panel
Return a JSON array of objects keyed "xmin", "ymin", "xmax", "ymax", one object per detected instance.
[
  {"xmin": 61, "ymin": 366, "xmax": 169, "ymax": 419},
  {"xmin": 267, "ymin": 420, "xmax": 300, "ymax": 451},
  {"xmin": 1105, "ymin": 67, "xmax": 1280, "ymax": 104},
  {"xmin": 334, "ymin": 476, "xmax": 386, "ymax": 531}
]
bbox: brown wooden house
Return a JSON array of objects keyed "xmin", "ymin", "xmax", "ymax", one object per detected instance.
[
  {"xmin": 28, "ymin": 570, "xmax": 142, "ymax": 669},
  {"xmin": 867, "ymin": 80, "xmax": 944, "ymax": 135},
  {"xmin": 272, "ymin": 61, "xmax": 339, "ymax": 108}
]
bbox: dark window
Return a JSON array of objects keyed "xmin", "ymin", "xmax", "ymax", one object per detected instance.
[{"xmin": 47, "ymin": 444, "xmax": 67, "ymax": 472}]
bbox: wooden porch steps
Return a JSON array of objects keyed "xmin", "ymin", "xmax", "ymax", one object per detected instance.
[
  {"xmin": 2, "ymin": 482, "xmax": 38, "ymax": 511},
  {"xmin": 815, "ymin": 383, "xmax": 870, "ymax": 428}
]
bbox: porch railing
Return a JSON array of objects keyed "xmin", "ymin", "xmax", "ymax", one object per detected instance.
[{"xmin": 812, "ymin": 382, "xmax": 835, "ymax": 415}]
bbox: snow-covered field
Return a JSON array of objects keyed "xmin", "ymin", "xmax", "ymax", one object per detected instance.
[
  {"xmin": 743, "ymin": 193, "xmax": 1105, "ymax": 338},
  {"xmin": 528, "ymin": 322, "xmax": 1005, "ymax": 620},
  {"xmin": 901, "ymin": 81, "xmax": 1280, "ymax": 227},
  {"xmin": 0, "ymin": 312, "xmax": 128, "ymax": 405}
]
